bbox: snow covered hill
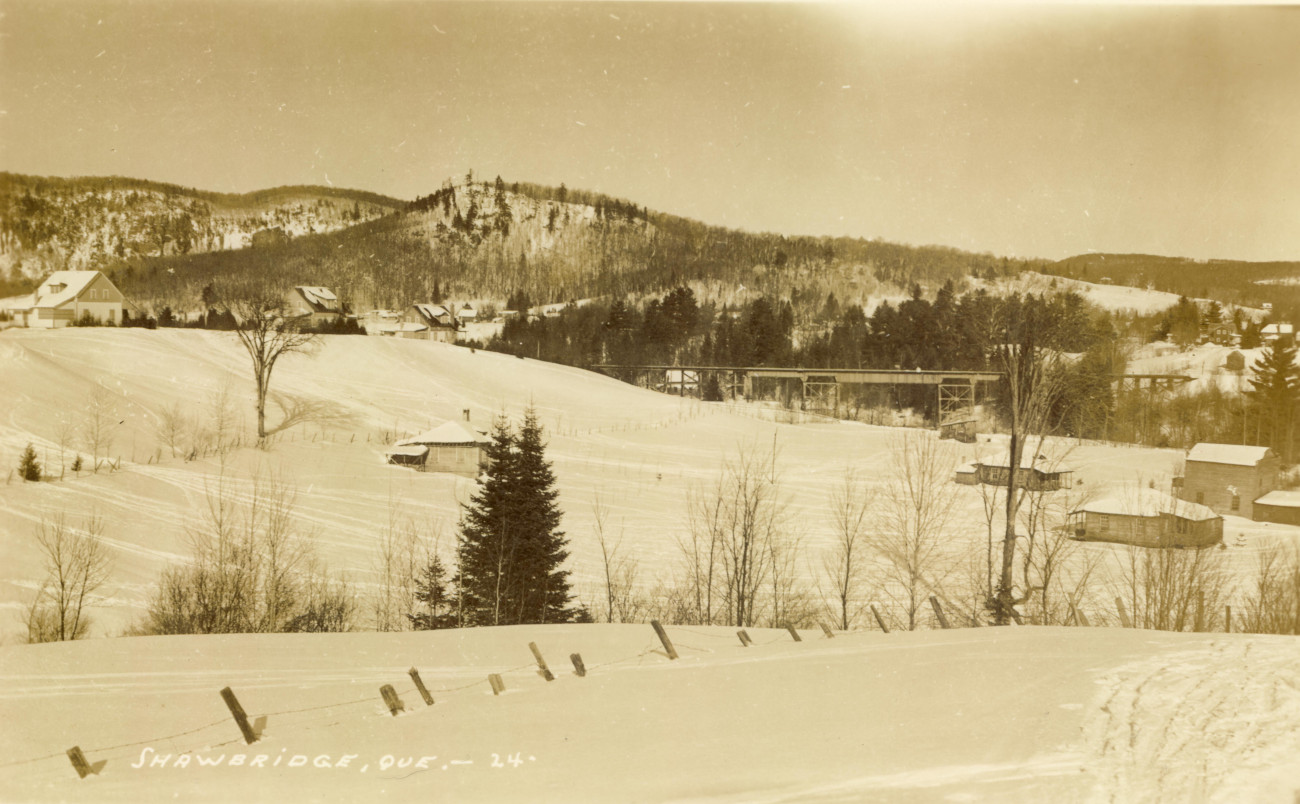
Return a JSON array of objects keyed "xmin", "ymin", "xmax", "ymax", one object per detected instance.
[
  {"xmin": 2, "ymin": 328, "xmax": 1298, "ymax": 639},
  {"xmin": 0, "ymin": 625, "xmax": 1297, "ymax": 803}
]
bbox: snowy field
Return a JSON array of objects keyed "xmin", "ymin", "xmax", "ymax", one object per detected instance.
[
  {"xmin": 1, "ymin": 328, "xmax": 1298, "ymax": 638},
  {"xmin": 978, "ymin": 272, "xmax": 1267, "ymax": 318},
  {"xmin": 1, "ymin": 625, "xmax": 1298, "ymax": 803},
  {"xmin": 3, "ymin": 329, "xmax": 1300, "ymax": 802}
]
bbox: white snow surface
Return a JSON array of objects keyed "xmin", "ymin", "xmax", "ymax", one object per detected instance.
[{"xmin": 1, "ymin": 626, "xmax": 1298, "ymax": 803}]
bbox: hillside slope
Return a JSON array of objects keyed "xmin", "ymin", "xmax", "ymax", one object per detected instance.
[
  {"xmin": 0, "ymin": 173, "xmax": 403, "ymax": 282},
  {"xmin": 2, "ymin": 328, "xmax": 1298, "ymax": 641},
  {"xmin": 1, "ymin": 625, "xmax": 1297, "ymax": 803}
]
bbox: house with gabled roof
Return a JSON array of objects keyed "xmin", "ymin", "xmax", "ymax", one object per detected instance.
[
  {"xmin": 403, "ymin": 303, "xmax": 460, "ymax": 342},
  {"xmin": 1070, "ymin": 488, "xmax": 1222, "ymax": 548},
  {"xmin": 1176, "ymin": 443, "xmax": 1278, "ymax": 519},
  {"xmin": 386, "ymin": 419, "xmax": 488, "ymax": 476},
  {"xmin": 285, "ymin": 286, "xmax": 343, "ymax": 326},
  {"xmin": 21, "ymin": 270, "xmax": 125, "ymax": 328}
]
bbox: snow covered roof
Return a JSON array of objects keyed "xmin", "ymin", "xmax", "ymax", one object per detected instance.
[
  {"xmin": 979, "ymin": 453, "xmax": 1071, "ymax": 473},
  {"xmin": 32, "ymin": 271, "xmax": 105, "ymax": 309},
  {"xmin": 1186, "ymin": 443, "xmax": 1273, "ymax": 467},
  {"xmin": 396, "ymin": 421, "xmax": 486, "ymax": 447},
  {"xmin": 1076, "ymin": 489, "xmax": 1219, "ymax": 521},
  {"xmin": 955, "ymin": 462, "xmax": 978, "ymax": 476},
  {"xmin": 294, "ymin": 286, "xmax": 340, "ymax": 313},
  {"xmin": 386, "ymin": 444, "xmax": 429, "ymax": 458},
  {"xmin": 1261, "ymin": 323, "xmax": 1293, "ymax": 336},
  {"xmin": 1254, "ymin": 490, "xmax": 1300, "ymax": 509},
  {"xmin": 457, "ymin": 303, "xmax": 477, "ymax": 319}
]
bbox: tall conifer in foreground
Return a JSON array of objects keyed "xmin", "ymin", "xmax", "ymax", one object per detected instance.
[{"xmin": 455, "ymin": 410, "xmax": 573, "ymax": 625}]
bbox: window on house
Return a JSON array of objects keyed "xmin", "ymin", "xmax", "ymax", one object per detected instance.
[
  {"xmin": 1097, "ymin": 514, "xmax": 1110, "ymax": 531},
  {"xmin": 1175, "ymin": 518, "xmax": 1189, "ymax": 534},
  {"xmin": 1231, "ymin": 495, "xmax": 1240, "ymax": 512},
  {"xmin": 1196, "ymin": 492, "xmax": 1205, "ymax": 505}
]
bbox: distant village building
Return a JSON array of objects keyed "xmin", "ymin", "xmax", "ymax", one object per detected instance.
[
  {"xmin": 1251, "ymin": 490, "xmax": 1300, "ymax": 526},
  {"xmin": 403, "ymin": 303, "xmax": 461, "ymax": 342},
  {"xmin": 1223, "ymin": 350, "xmax": 1246, "ymax": 372},
  {"xmin": 1177, "ymin": 443, "xmax": 1278, "ymax": 519},
  {"xmin": 20, "ymin": 270, "xmax": 124, "ymax": 328},
  {"xmin": 457, "ymin": 303, "xmax": 477, "ymax": 321},
  {"xmin": 1069, "ymin": 488, "xmax": 1223, "ymax": 548},
  {"xmin": 1260, "ymin": 323, "xmax": 1294, "ymax": 343},
  {"xmin": 285, "ymin": 286, "xmax": 343, "ymax": 326},
  {"xmin": 386, "ymin": 420, "xmax": 489, "ymax": 476},
  {"xmin": 1201, "ymin": 323, "xmax": 1238, "ymax": 347},
  {"xmin": 954, "ymin": 454, "xmax": 1073, "ymax": 492}
]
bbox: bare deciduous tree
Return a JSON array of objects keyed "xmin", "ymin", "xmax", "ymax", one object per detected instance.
[
  {"xmin": 821, "ymin": 468, "xmax": 873, "ymax": 630},
  {"xmin": 1241, "ymin": 544, "xmax": 1300, "ymax": 635},
  {"xmin": 372, "ymin": 505, "xmax": 438, "ymax": 632},
  {"xmin": 680, "ymin": 440, "xmax": 787, "ymax": 627},
  {"xmin": 875, "ymin": 432, "xmax": 962, "ymax": 630},
  {"xmin": 994, "ymin": 322, "xmax": 1067, "ymax": 623},
  {"xmin": 81, "ymin": 382, "xmax": 119, "ymax": 473},
  {"xmin": 154, "ymin": 401, "xmax": 189, "ymax": 459},
  {"xmin": 26, "ymin": 514, "xmax": 113, "ymax": 642},
  {"xmin": 217, "ymin": 281, "xmax": 318, "ymax": 444},
  {"xmin": 592, "ymin": 494, "xmax": 644, "ymax": 623},
  {"xmin": 145, "ymin": 470, "xmax": 337, "ymax": 634}
]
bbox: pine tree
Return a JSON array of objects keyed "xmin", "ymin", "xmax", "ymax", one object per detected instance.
[
  {"xmin": 511, "ymin": 408, "xmax": 572, "ymax": 623},
  {"xmin": 454, "ymin": 410, "xmax": 573, "ymax": 625},
  {"xmin": 18, "ymin": 443, "xmax": 42, "ymax": 482},
  {"xmin": 1247, "ymin": 338, "xmax": 1299, "ymax": 462},
  {"xmin": 407, "ymin": 555, "xmax": 456, "ymax": 630}
]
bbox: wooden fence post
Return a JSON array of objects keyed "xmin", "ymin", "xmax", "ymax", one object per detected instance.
[
  {"xmin": 871, "ymin": 604, "xmax": 891, "ymax": 634},
  {"xmin": 1115, "ymin": 597, "xmax": 1133, "ymax": 628},
  {"xmin": 570, "ymin": 654, "xmax": 586, "ymax": 677},
  {"xmin": 650, "ymin": 620, "xmax": 678, "ymax": 659},
  {"xmin": 785, "ymin": 624, "xmax": 802, "ymax": 642},
  {"xmin": 409, "ymin": 668, "xmax": 434, "ymax": 706},
  {"xmin": 737, "ymin": 630, "xmax": 752, "ymax": 647},
  {"xmin": 819, "ymin": 622, "xmax": 835, "ymax": 639},
  {"xmin": 66, "ymin": 746, "xmax": 93, "ymax": 779},
  {"xmin": 930, "ymin": 596, "xmax": 951, "ymax": 629},
  {"xmin": 1225, "ymin": 605, "xmax": 1232, "ymax": 634},
  {"xmin": 529, "ymin": 642, "xmax": 555, "ymax": 681},
  {"xmin": 380, "ymin": 684, "xmax": 405, "ymax": 716},
  {"xmin": 488, "ymin": 674, "xmax": 506, "ymax": 695},
  {"xmin": 219, "ymin": 686, "xmax": 258, "ymax": 745}
]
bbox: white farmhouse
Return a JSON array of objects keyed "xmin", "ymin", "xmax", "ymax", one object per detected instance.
[{"xmin": 21, "ymin": 271, "xmax": 125, "ymax": 328}]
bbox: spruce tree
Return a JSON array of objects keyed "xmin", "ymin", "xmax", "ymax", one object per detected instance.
[
  {"xmin": 453, "ymin": 410, "xmax": 573, "ymax": 625},
  {"xmin": 18, "ymin": 443, "xmax": 41, "ymax": 482},
  {"xmin": 1247, "ymin": 338, "xmax": 1299, "ymax": 462},
  {"xmin": 511, "ymin": 408, "xmax": 572, "ymax": 623}
]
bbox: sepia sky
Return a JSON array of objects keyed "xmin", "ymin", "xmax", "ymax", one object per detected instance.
[{"xmin": 1, "ymin": 1, "xmax": 1298, "ymax": 263}]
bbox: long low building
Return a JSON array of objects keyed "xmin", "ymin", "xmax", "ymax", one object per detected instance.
[
  {"xmin": 1070, "ymin": 488, "xmax": 1223, "ymax": 548},
  {"xmin": 1251, "ymin": 490, "xmax": 1300, "ymax": 526}
]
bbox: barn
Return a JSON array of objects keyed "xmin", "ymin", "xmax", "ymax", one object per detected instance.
[
  {"xmin": 1177, "ymin": 443, "xmax": 1278, "ymax": 519},
  {"xmin": 386, "ymin": 421, "xmax": 488, "ymax": 476},
  {"xmin": 404, "ymin": 304, "xmax": 460, "ymax": 342},
  {"xmin": 1251, "ymin": 490, "xmax": 1300, "ymax": 526},
  {"xmin": 1069, "ymin": 489, "xmax": 1223, "ymax": 548}
]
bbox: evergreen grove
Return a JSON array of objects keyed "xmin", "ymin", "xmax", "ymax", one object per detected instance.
[{"xmin": 413, "ymin": 408, "xmax": 582, "ymax": 628}]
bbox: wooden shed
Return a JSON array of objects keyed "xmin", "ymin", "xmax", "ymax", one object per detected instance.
[
  {"xmin": 973, "ymin": 455, "xmax": 1073, "ymax": 492},
  {"xmin": 1251, "ymin": 490, "xmax": 1300, "ymax": 526},
  {"xmin": 1069, "ymin": 489, "xmax": 1223, "ymax": 548},
  {"xmin": 387, "ymin": 421, "xmax": 488, "ymax": 476},
  {"xmin": 1177, "ymin": 443, "xmax": 1278, "ymax": 519}
]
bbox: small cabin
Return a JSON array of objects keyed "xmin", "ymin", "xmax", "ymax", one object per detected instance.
[
  {"xmin": 957, "ymin": 454, "xmax": 1073, "ymax": 492},
  {"xmin": 1070, "ymin": 489, "xmax": 1223, "ymax": 548},
  {"xmin": 1251, "ymin": 490, "xmax": 1300, "ymax": 526},
  {"xmin": 1223, "ymin": 351, "xmax": 1246, "ymax": 373},
  {"xmin": 386, "ymin": 420, "xmax": 488, "ymax": 476}
]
